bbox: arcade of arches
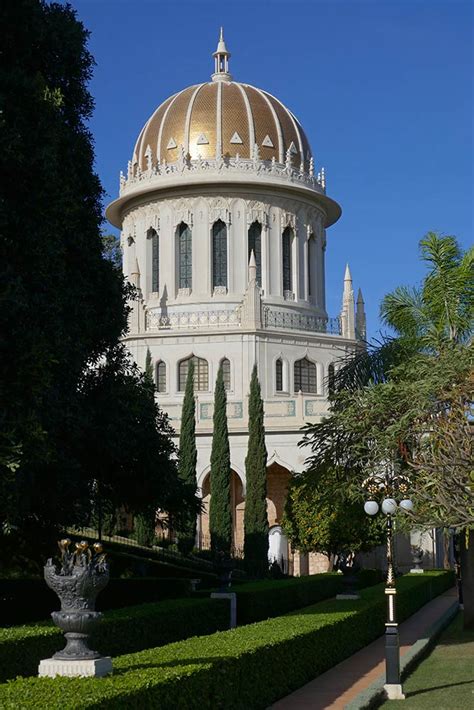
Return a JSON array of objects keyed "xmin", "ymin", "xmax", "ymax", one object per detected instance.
[{"xmin": 198, "ymin": 462, "xmax": 329, "ymax": 575}]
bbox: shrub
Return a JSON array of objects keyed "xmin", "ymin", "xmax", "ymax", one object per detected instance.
[
  {"xmin": 0, "ymin": 597, "xmax": 228, "ymax": 683},
  {"xmin": 0, "ymin": 572, "xmax": 454, "ymax": 709},
  {"xmin": 230, "ymin": 573, "xmax": 344, "ymax": 624},
  {"xmin": 193, "ymin": 570, "xmax": 383, "ymax": 624},
  {"xmin": 0, "ymin": 570, "xmax": 381, "ymax": 682}
]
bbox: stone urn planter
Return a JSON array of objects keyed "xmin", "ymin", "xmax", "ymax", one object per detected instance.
[
  {"xmin": 335, "ymin": 551, "xmax": 360, "ymax": 600},
  {"xmin": 38, "ymin": 539, "xmax": 113, "ymax": 678},
  {"xmin": 410, "ymin": 546, "xmax": 424, "ymax": 573}
]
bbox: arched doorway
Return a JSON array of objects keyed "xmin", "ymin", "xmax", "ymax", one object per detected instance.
[{"xmin": 268, "ymin": 525, "xmax": 289, "ymax": 573}]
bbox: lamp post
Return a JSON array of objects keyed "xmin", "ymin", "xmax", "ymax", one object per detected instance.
[{"xmin": 364, "ymin": 470, "xmax": 413, "ymax": 701}]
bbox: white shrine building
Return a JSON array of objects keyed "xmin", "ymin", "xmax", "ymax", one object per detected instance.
[{"xmin": 106, "ymin": 30, "xmax": 367, "ymax": 574}]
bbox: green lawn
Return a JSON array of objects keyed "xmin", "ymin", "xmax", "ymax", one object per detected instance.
[{"xmin": 380, "ymin": 613, "xmax": 474, "ymax": 709}]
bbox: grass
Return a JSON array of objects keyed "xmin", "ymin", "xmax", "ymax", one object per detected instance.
[{"xmin": 380, "ymin": 613, "xmax": 474, "ymax": 709}]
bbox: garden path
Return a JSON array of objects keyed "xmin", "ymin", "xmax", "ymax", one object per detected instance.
[{"xmin": 270, "ymin": 586, "xmax": 458, "ymax": 710}]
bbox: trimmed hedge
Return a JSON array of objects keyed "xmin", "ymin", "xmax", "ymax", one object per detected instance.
[
  {"xmin": 0, "ymin": 596, "xmax": 228, "ymax": 683},
  {"xmin": 0, "ymin": 577, "xmax": 193, "ymax": 625},
  {"xmin": 195, "ymin": 569, "xmax": 383, "ymax": 625},
  {"xmin": 0, "ymin": 571, "xmax": 454, "ymax": 709},
  {"xmin": 227, "ymin": 573, "xmax": 344, "ymax": 624},
  {"xmin": 0, "ymin": 570, "xmax": 381, "ymax": 683}
]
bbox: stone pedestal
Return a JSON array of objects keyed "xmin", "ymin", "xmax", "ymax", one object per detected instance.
[
  {"xmin": 211, "ymin": 592, "xmax": 237, "ymax": 628},
  {"xmin": 384, "ymin": 683, "xmax": 405, "ymax": 700},
  {"xmin": 336, "ymin": 593, "xmax": 360, "ymax": 600},
  {"xmin": 410, "ymin": 568, "xmax": 424, "ymax": 574},
  {"xmin": 38, "ymin": 656, "xmax": 112, "ymax": 678}
]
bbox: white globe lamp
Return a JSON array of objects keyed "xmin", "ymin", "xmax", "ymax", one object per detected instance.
[
  {"xmin": 399, "ymin": 499, "xmax": 414, "ymax": 513},
  {"xmin": 364, "ymin": 500, "xmax": 380, "ymax": 516},
  {"xmin": 381, "ymin": 498, "xmax": 398, "ymax": 515}
]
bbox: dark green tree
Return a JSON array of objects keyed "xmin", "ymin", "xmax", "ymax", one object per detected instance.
[
  {"xmin": 129, "ymin": 348, "xmax": 154, "ymax": 544},
  {"xmin": 244, "ymin": 365, "xmax": 268, "ymax": 576},
  {"xmin": 101, "ymin": 233, "xmax": 122, "ymax": 270},
  {"xmin": 176, "ymin": 361, "xmax": 198, "ymax": 554},
  {"xmin": 301, "ymin": 233, "xmax": 474, "ymax": 628},
  {"xmin": 209, "ymin": 364, "xmax": 232, "ymax": 555},
  {"xmin": 282, "ymin": 464, "xmax": 385, "ymax": 568},
  {"xmin": 134, "ymin": 511, "xmax": 156, "ymax": 547},
  {"xmin": 76, "ymin": 344, "xmax": 189, "ymax": 521},
  {"xmin": 0, "ymin": 2, "xmax": 193, "ymax": 569},
  {"xmin": 0, "ymin": 0, "xmax": 127, "ymax": 541}
]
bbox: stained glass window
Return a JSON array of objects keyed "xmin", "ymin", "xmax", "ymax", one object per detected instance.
[
  {"xmin": 212, "ymin": 220, "xmax": 227, "ymax": 289},
  {"xmin": 221, "ymin": 358, "xmax": 231, "ymax": 390},
  {"xmin": 282, "ymin": 227, "xmax": 293, "ymax": 292},
  {"xmin": 294, "ymin": 357, "xmax": 317, "ymax": 393},
  {"xmin": 147, "ymin": 228, "xmax": 159, "ymax": 293},
  {"xmin": 178, "ymin": 222, "xmax": 192, "ymax": 289},
  {"xmin": 156, "ymin": 361, "xmax": 166, "ymax": 393},
  {"xmin": 276, "ymin": 358, "xmax": 283, "ymax": 391},
  {"xmin": 178, "ymin": 356, "xmax": 209, "ymax": 392},
  {"xmin": 248, "ymin": 221, "xmax": 262, "ymax": 286}
]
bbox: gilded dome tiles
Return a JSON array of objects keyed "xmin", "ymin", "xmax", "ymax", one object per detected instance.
[{"xmin": 132, "ymin": 80, "xmax": 312, "ymax": 172}]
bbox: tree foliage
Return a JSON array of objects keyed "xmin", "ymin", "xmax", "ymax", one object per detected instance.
[
  {"xmin": 209, "ymin": 364, "xmax": 232, "ymax": 555},
  {"xmin": 244, "ymin": 366, "xmax": 268, "ymax": 576},
  {"xmin": 176, "ymin": 361, "xmax": 198, "ymax": 554},
  {"xmin": 282, "ymin": 465, "xmax": 385, "ymax": 561},
  {"xmin": 301, "ymin": 232, "xmax": 473, "ymax": 625},
  {"xmin": 0, "ymin": 2, "xmax": 190, "ymax": 563}
]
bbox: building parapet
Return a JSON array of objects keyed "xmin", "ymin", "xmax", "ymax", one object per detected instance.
[
  {"xmin": 145, "ymin": 304, "xmax": 342, "ymax": 336},
  {"xmin": 120, "ymin": 153, "xmax": 326, "ymax": 197},
  {"xmin": 263, "ymin": 307, "xmax": 341, "ymax": 335}
]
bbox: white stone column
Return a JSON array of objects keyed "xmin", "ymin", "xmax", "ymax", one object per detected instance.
[{"xmin": 261, "ymin": 218, "xmax": 269, "ymax": 297}]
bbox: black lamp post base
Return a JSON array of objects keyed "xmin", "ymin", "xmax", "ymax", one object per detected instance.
[{"xmin": 384, "ymin": 683, "xmax": 405, "ymax": 700}]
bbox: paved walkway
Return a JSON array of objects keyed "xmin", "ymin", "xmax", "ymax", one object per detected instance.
[{"xmin": 270, "ymin": 587, "xmax": 458, "ymax": 710}]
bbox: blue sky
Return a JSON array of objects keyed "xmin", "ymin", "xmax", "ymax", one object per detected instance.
[{"xmin": 73, "ymin": 0, "xmax": 472, "ymax": 337}]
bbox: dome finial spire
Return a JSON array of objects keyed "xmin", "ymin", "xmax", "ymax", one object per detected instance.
[{"xmin": 212, "ymin": 27, "xmax": 232, "ymax": 82}]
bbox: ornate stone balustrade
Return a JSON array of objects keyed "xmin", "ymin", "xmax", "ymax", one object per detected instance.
[
  {"xmin": 146, "ymin": 305, "xmax": 341, "ymax": 336},
  {"xmin": 263, "ymin": 307, "xmax": 341, "ymax": 335},
  {"xmin": 120, "ymin": 154, "xmax": 326, "ymax": 197},
  {"xmin": 146, "ymin": 307, "xmax": 240, "ymax": 330}
]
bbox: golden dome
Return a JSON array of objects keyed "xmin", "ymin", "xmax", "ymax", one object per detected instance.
[{"xmin": 132, "ymin": 31, "xmax": 312, "ymax": 174}]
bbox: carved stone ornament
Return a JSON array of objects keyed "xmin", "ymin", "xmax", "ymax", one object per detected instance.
[{"xmin": 44, "ymin": 539, "xmax": 110, "ymax": 661}]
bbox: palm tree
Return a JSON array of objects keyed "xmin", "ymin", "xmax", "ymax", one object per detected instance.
[
  {"xmin": 331, "ymin": 233, "xmax": 473, "ymax": 394},
  {"xmin": 381, "ymin": 233, "xmax": 473, "ymax": 349},
  {"xmin": 303, "ymin": 232, "xmax": 473, "ymax": 628}
]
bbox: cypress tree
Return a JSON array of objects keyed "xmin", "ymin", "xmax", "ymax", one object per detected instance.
[
  {"xmin": 209, "ymin": 364, "xmax": 232, "ymax": 555},
  {"xmin": 144, "ymin": 347, "xmax": 153, "ymax": 382},
  {"xmin": 176, "ymin": 361, "xmax": 197, "ymax": 554},
  {"xmin": 244, "ymin": 365, "xmax": 268, "ymax": 577}
]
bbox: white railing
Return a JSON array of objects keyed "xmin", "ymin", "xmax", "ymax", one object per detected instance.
[{"xmin": 120, "ymin": 154, "xmax": 326, "ymax": 196}]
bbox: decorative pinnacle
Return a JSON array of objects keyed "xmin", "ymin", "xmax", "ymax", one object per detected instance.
[
  {"xmin": 357, "ymin": 287, "xmax": 365, "ymax": 305},
  {"xmin": 212, "ymin": 27, "xmax": 232, "ymax": 81},
  {"xmin": 344, "ymin": 263, "xmax": 353, "ymax": 285},
  {"xmin": 215, "ymin": 27, "xmax": 229, "ymax": 54}
]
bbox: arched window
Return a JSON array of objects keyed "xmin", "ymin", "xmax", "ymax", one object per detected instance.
[
  {"xmin": 328, "ymin": 362, "xmax": 335, "ymax": 396},
  {"xmin": 178, "ymin": 355, "xmax": 209, "ymax": 392},
  {"xmin": 156, "ymin": 361, "xmax": 166, "ymax": 393},
  {"xmin": 221, "ymin": 358, "xmax": 231, "ymax": 390},
  {"xmin": 308, "ymin": 234, "xmax": 317, "ymax": 300},
  {"xmin": 275, "ymin": 358, "xmax": 283, "ymax": 392},
  {"xmin": 177, "ymin": 222, "xmax": 192, "ymax": 290},
  {"xmin": 147, "ymin": 228, "xmax": 159, "ymax": 293},
  {"xmin": 248, "ymin": 221, "xmax": 262, "ymax": 286},
  {"xmin": 282, "ymin": 227, "xmax": 293, "ymax": 293},
  {"xmin": 212, "ymin": 220, "xmax": 227, "ymax": 289},
  {"xmin": 294, "ymin": 357, "xmax": 317, "ymax": 393}
]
